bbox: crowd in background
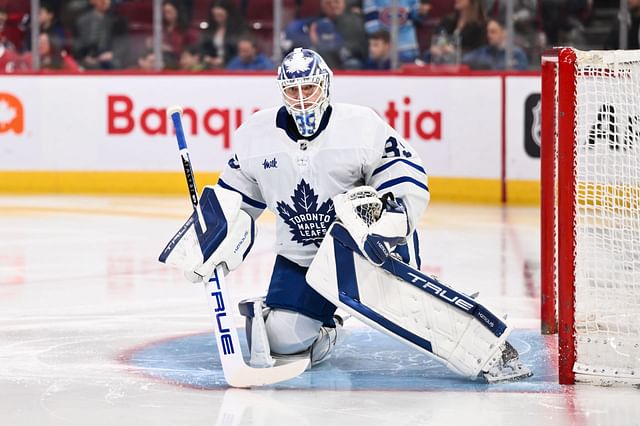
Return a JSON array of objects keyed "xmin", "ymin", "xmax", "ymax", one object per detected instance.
[{"xmin": 0, "ymin": 0, "xmax": 627, "ymax": 73}]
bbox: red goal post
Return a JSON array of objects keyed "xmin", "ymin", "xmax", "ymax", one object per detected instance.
[{"xmin": 540, "ymin": 47, "xmax": 640, "ymax": 386}]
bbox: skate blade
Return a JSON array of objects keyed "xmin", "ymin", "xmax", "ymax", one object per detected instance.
[{"xmin": 483, "ymin": 367, "xmax": 534, "ymax": 384}]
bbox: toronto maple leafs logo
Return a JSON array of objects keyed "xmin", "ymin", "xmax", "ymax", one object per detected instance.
[
  {"xmin": 284, "ymin": 50, "xmax": 313, "ymax": 74},
  {"xmin": 276, "ymin": 180, "xmax": 335, "ymax": 247}
]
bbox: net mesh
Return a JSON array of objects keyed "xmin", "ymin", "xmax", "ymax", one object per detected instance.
[{"xmin": 572, "ymin": 50, "xmax": 640, "ymax": 380}]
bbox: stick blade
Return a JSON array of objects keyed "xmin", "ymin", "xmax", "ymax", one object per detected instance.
[{"xmin": 225, "ymin": 358, "xmax": 310, "ymax": 388}]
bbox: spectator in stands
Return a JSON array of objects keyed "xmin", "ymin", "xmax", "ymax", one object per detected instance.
[
  {"xmin": 282, "ymin": 0, "xmax": 368, "ymax": 69},
  {"xmin": 0, "ymin": 8, "xmax": 12, "ymax": 45},
  {"xmin": 200, "ymin": 0, "xmax": 247, "ymax": 69},
  {"xmin": 309, "ymin": 17, "xmax": 347, "ymax": 68},
  {"xmin": 462, "ymin": 17, "xmax": 528, "ymax": 70},
  {"xmin": 0, "ymin": 8, "xmax": 19, "ymax": 72},
  {"xmin": 73, "ymin": 0, "xmax": 128, "ymax": 69},
  {"xmin": 0, "ymin": 8, "xmax": 10, "ymax": 46},
  {"xmin": 484, "ymin": 0, "xmax": 538, "ymax": 23},
  {"xmin": 482, "ymin": 0, "xmax": 541, "ymax": 65},
  {"xmin": 136, "ymin": 49, "xmax": 155, "ymax": 71},
  {"xmin": 429, "ymin": 0, "xmax": 486, "ymax": 64},
  {"xmin": 362, "ymin": 0, "xmax": 431, "ymax": 63},
  {"xmin": 541, "ymin": 0, "xmax": 591, "ymax": 47},
  {"xmin": 23, "ymin": 2, "xmax": 67, "ymax": 53},
  {"xmin": 320, "ymin": 0, "xmax": 368, "ymax": 68},
  {"xmin": 179, "ymin": 44, "xmax": 204, "ymax": 71},
  {"xmin": 348, "ymin": 0, "xmax": 364, "ymax": 15},
  {"xmin": 281, "ymin": 19, "xmax": 314, "ymax": 56},
  {"xmin": 161, "ymin": 0, "xmax": 195, "ymax": 68},
  {"xmin": 226, "ymin": 34, "xmax": 274, "ymax": 70},
  {"xmin": 604, "ymin": 0, "xmax": 640, "ymax": 49},
  {"xmin": 180, "ymin": 0, "xmax": 195, "ymax": 23},
  {"xmin": 364, "ymin": 29, "xmax": 391, "ymax": 69},
  {"xmin": 19, "ymin": 32, "xmax": 81, "ymax": 71},
  {"xmin": 488, "ymin": 0, "xmax": 553, "ymax": 19}
]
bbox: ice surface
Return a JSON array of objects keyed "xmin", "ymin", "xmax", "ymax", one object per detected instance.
[{"xmin": 1, "ymin": 196, "xmax": 638, "ymax": 426}]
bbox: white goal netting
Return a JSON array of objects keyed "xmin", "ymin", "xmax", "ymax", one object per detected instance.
[{"xmin": 571, "ymin": 50, "xmax": 640, "ymax": 381}]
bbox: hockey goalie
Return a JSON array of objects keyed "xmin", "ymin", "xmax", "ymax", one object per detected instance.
[
  {"xmin": 161, "ymin": 185, "xmax": 532, "ymax": 384},
  {"xmin": 159, "ymin": 47, "xmax": 532, "ymax": 386}
]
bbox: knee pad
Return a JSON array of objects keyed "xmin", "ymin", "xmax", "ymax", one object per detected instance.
[{"xmin": 265, "ymin": 310, "xmax": 323, "ymax": 355}]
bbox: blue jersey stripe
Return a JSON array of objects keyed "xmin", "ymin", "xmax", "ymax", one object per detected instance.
[
  {"xmin": 372, "ymin": 158, "xmax": 426, "ymax": 177},
  {"xmin": 217, "ymin": 179, "xmax": 267, "ymax": 210},
  {"xmin": 376, "ymin": 177, "xmax": 429, "ymax": 193}
]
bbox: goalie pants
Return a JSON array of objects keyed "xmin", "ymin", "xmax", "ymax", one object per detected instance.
[{"xmin": 265, "ymin": 255, "xmax": 337, "ymax": 327}]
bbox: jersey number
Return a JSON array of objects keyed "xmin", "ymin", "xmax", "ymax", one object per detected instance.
[
  {"xmin": 295, "ymin": 112, "xmax": 316, "ymax": 133},
  {"xmin": 383, "ymin": 136, "xmax": 412, "ymax": 159}
]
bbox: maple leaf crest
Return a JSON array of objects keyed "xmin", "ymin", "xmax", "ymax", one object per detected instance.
[
  {"xmin": 284, "ymin": 50, "xmax": 313, "ymax": 75},
  {"xmin": 276, "ymin": 179, "xmax": 336, "ymax": 247}
]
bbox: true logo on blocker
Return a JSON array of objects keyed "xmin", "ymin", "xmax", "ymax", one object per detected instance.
[{"xmin": 0, "ymin": 93, "xmax": 24, "ymax": 134}]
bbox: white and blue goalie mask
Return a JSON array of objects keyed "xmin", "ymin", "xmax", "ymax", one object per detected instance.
[{"xmin": 277, "ymin": 48, "xmax": 333, "ymax": 138}]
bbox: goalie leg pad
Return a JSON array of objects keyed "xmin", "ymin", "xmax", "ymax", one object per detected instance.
[{"xmin": 306, "ymin": 222, "xmax": 528, "ymax": 380}]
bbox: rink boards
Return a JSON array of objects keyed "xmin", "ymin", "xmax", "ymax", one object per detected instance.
[{"xmin": 0, "ymin": 73, "xmax": 539, "ymax": 204}]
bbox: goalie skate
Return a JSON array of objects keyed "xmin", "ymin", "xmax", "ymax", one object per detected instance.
[{"xmin": 481, "ymin": 341, "xmax": 533, "ymax": 383}]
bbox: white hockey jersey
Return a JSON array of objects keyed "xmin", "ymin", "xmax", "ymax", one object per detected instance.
[{"xmin": 218, "ymin": 103, "xmax": 430, "ymax": 267}]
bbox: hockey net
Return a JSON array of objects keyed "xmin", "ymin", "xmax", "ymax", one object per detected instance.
[{"xmin": 541, "ymin": 48, "xmax": 640, "ymax": 385}]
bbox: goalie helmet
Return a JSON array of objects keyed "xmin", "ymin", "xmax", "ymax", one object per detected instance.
[{"xmin": 277, "ymin": 48, "xmax": 333, "ymax": 138}]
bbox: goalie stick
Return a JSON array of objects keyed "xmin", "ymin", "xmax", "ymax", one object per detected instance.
[{"xmin": 166, "ymin": 106, "xmax": 310, "ymax": 388}]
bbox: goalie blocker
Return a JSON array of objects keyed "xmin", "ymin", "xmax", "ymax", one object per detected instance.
[
  {"xmin": 159, "ymin": 185, "xmax": 256, "ymax": 280},
  {"xmin": 306, "ymin": 190, "xmax": 533, "ymax": 382}
]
